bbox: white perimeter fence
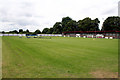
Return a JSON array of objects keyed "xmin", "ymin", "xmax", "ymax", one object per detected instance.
[
  {"xmin": 37, "ymin": 34, "xmax": 62, "ymax": 37},
  {"xmin": 0, "ymin": 34, "xmax": 62, "ymax": 37},
  {"xmin": 0, "ymin": 34, "xmax": 26, "ymax": 36}
]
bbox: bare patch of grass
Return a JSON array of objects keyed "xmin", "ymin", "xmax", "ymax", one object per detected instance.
[{"xmin": 90, "ymin": 70, "xmax": 118, "ymax": 78}]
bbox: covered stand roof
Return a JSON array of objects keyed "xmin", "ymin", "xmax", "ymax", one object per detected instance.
[{"xmin": 63, "ymin": 31, "xmax": 120, "ymax": 34}]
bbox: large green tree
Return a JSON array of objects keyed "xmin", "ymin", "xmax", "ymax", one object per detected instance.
[
  {"xmin": 2, "ymin": 31, "xmax": 5, "ymax": 34},
  {"xmin": 65, "ymin": 20, "xmax": 78, "ymax": 31},
  {"xmin": 102, "ymin": 16, "xmax": 120, "ymax": 31},
  {"xmin": 42, "ymin": 28, "xmax": 49, "ymax": 34},
  {"xmin": 9, "ymin": 30, "xmax": 18, "ymax": 34},
  {"xmin": 26, "ymin": 29, "xmax": 30, "ymax": 34},
  {"xmin": 90, "ymin": 18, "xmax": 100, "ymax": 31},
  {"xmin": 23, "ymin": 29, "xmax": 30, "ymax": 34},
  {"xmin": 53, "ymin": 22, "xmax": 62, "ymax": 34},
  {"xmin": 19, "ymin": 29, "xmax": 24, "ymax": 34},
  {"xmin": 34, "ymin": 29, "xmax": 41, "ymax": 34},
  {"xmin": 77, "ymin": 17, "xmax": 100, "ymax": 31},
  {"xmin": 47, "ymin": 28, "xmax": 53, "ymax": 34},
  {"xmin": 62, "ymin": 16, "xmax": 72, "ymax": 32}
]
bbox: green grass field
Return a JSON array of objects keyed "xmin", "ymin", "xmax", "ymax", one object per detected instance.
[{"xmin": 2, "ymin": 36, "xmax": 118, "ymax": 78}]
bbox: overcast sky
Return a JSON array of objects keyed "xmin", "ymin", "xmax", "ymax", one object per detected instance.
[{"xmin": 0, "ymin": 0, "xmax": 119, "ymax": 32}]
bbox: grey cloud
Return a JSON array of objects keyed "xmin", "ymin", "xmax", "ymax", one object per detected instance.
[
  {"xmin": 25, "ymin": 14, "xmax": 33, "ymax": 17},
  {"xmin": 102, "ymin": 6, "xmax": 117, "ymax": 15},
  {"xmin": 0, "ymin": 0, "xmax": 41, "ymax": 27},
  {"xmin": 16, "ymin": 20, "xmax": 39, "ymax": 26},
  {"xmin": 0, "ymin": 0, "xmax": 119, "ymax": 31}
]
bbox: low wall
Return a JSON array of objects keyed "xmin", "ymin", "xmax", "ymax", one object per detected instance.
[
  {"xmin": 0, "ymin": 34, "xmax": 62, "ymax": 37},
  {"xmin": 37, "ymin": 34, "xmax": 62, "ymax": 37},
  {"xmin": 1, "ymin": 34, "xmax": 26, "ymax": 36}
]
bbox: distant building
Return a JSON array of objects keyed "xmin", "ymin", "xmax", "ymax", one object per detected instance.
[{"xmin": 62, "ymin": 31, "xmax": 120, "ymax": 39}]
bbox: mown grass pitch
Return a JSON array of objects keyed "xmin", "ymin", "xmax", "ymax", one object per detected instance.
[{"xmin": 2, "ymin": 36, "xmax": 118, "ymax": 78}]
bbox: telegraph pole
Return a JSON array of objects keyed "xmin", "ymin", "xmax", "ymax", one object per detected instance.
[{"xmin": 118, "ymin": 1, "xmax": 120, "ymax": 17}]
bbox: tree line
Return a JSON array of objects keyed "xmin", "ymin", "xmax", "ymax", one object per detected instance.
[
  {"xmin": 1, "ymin": 16, "xmax": 120, "ymax": 34},
  {"xmin": 1, "ymin": 29, "xmax": 41, "ymax": 34}
]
